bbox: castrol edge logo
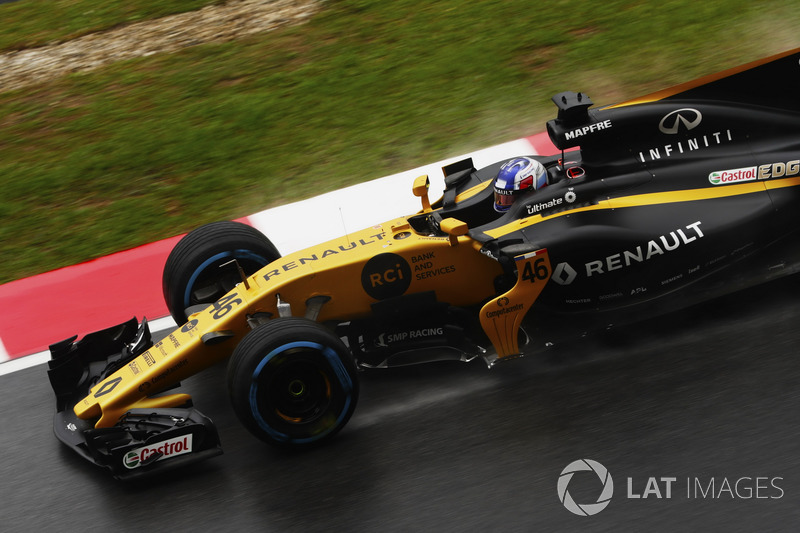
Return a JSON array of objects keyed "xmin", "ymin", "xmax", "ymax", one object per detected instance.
[
  {"xmin": 709, "ymin": 159, "xmax": 800, "ymax": 185},
  {"xmin": 123, "ymin": 434, "xmax": 193, "ymax": 469}
]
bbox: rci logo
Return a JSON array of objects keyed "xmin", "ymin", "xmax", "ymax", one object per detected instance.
[
  {"xmin": 558, "ymin": 459, "xmax": 614, "ymax": 516},
  {"xmin": 361, "ymin": 253, "xmax": 412, "ymax": 300}
]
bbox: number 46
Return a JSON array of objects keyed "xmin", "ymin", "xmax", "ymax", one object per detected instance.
[{"xmin": 522, "ymin": 257, "xmax": 549, "ymax": 283}]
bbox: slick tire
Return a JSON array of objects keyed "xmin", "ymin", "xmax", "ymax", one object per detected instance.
[
  {"xmin": 227, "ymin": 318, "xmax": 359, "ymax": 449},
  {"xmin": 163, "ymin": 221, "xmax": 280, "ymax": 325}
]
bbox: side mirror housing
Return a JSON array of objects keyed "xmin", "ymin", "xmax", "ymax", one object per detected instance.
[
  {"xmin": 440, "ymin": 217, "xmax": 468, "ymax": 246},
  {"xmin": 412, "ymin": 175, "xmax": 432, "ymax": 212}
]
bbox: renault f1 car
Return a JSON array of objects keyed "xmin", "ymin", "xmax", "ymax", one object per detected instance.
[{"xmin": 48, "ymin": 48, "xmax": 800, "ymax": 479}]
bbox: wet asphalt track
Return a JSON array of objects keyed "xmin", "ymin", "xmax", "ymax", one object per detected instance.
[{"xmin": 1, "ymin": 275, "xmax": 798, "ymax": 532}]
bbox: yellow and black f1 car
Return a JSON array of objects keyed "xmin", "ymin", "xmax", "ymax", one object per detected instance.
[{"xmin": 48, "ymin": 49, "xmax": 800, "ymax": 479}]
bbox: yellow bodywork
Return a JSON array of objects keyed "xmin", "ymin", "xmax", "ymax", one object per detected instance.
[
  {"xmin": 479, "ymin": 249, "xmax": 552, "ymax": 359},
  {"xmin": 75, "ymin": 213, "xmax": 541, "ymax": 428}
]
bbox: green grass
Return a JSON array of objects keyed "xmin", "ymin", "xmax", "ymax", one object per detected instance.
[
  {"xmin": 1, "ymin": 0, "xmax": 799, "ymax": 283},
  {"xmin": 0, "ymin": 0, "xmax": 224, "ymax": 51}
]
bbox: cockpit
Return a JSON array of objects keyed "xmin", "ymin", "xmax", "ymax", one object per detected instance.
[{"xmin": 406, "ymin": 151, "xmax": 587, "ymax": 239}]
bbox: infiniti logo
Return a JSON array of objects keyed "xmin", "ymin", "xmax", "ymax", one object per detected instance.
[{"xmin": 658, "ymin": 108, "xmax": 702, "ymax": 134}]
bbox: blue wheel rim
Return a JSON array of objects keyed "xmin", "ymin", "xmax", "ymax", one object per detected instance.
[
  {"xmin": 249, "ymin": 341, "xmax": 354, "ymax": 444},
  {"xmin": 183, "ymin": 249, "xmax": 269, "ymax": 309}
]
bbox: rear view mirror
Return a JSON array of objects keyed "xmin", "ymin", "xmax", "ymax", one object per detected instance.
[
  {"xmin": 412, "ymin": 175, "xmax": 431, "ymax": 212},
  {"xmin": 440, "ymin": 217, "xmax": 468, "ymax": 246}
]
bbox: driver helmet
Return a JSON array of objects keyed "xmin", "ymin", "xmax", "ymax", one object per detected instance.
[{"xmin": 493, "ymin": 157, "xmax": 547, "ymax": 212}]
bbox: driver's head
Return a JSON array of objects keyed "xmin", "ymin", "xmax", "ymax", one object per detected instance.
[{"xmin": 493, "ymin": 157, "xmax": 547, "ymax": 212}]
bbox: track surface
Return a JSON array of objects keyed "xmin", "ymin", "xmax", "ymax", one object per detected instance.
[{"xmin": 1, "ymin": 275, "xmax": 798, "ymax": 531}]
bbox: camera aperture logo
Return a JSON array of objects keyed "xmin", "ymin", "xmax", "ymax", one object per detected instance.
[{"xmin": 558, "ymin": 459, "xmax": 614, "ymax": 516}]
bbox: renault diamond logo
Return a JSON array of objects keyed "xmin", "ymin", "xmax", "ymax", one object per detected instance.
[
  {"xmin": 552, "ymin": 262, "xmax": 577, "ymax": 285},
  {"xmin": 658, "ymin": 108, "xmax": 702, "ymax": 134}
]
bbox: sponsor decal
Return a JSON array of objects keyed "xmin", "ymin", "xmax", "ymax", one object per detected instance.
[
  {"xmin": 484, "ymin": 294, "xmax": 531, "ymax": 320},
  {"xmin": 709, "ymin": 166, "xmax": 757, "ymax": 185},
  {"xmin": 526, "ymin": 189, "xmax": 578, "ymax": 215},
  {"xmin": 412, "ymin": 251, "xmax": 456, "ymax": 280},
  {"xmin": 155, "ymin": 342, "xmax": 168, "ymax": 357},
  {"xmin": 361, "ymin": 253, "xmax": 412, "ymax": 300},
  {"xmin": 376, "ymin": 327, "xmax": 445, "ymax": 347},
  {"xmin": 168, "ymin": 334, "xmax": 180, "ymax": 349},
  {"xmin": 143, "ymin": 350, "xmax": 157, "ymax": 366},
  {"xmin": 758, "ymin": 159, "xmax": 800, "ymax": 180},
  {"xmin": 565, "ymin": 298, "xmax": 591, "ymax": 304},
  {"xmin": 659, "ymin": 108, "xmax": 702, "ymax": 134},
  {"xmin": 565, "ymin": 119, "xmax": 613, "ymax": 140},
  {"xmin": 263, "ymin": 233, "xmax": 386, "ymax": 282},
  {"xmin": 527, "ymin": 197, "xmax": 562, "ymax": 215},
  {"xmin": 638, "ymin": 130, "xmax": 733, "ymax": 163},
  {"xmin": 123, "ymin": 434, "xmax": 194, "ymax": 470},
  {"xmin": 599, "ymin": 292, "xmax": 623, "ymax": 301},
  {"xmin": 660, "ymin": 274, "xmax": 684, "ymax": 285},
  {"xmin": 415, "ymin": 265, "xmax": 456, "ymax": 280},
  {"xmin": 151, "ymin": 359, "xmax": 188, "ymax": 385},
  {"xmin": 585, "ymin": 221, "xmax": 704, "ymax": 277},
  {"xmin": 128, "ymin": 360, "xmax": 141, "ymax": 375},
  {"xmin": 181, "ymin": 319, "xmax": 199, "ymax": 333}
]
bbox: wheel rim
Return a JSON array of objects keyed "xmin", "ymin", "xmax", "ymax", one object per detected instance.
[
  {"xmin": 270, "ymin": 359, "xmax": 332, "ymax": 423},
  {"xmin": 183, "ymin": 250, "xmax": 269, "ymax": 309},
  {"xmin": 249, "ymin": 341, "xmax": 354, "ymax": 445}
]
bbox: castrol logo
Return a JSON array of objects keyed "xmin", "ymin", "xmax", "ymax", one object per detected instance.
[
  {"xmin": 708, "ymin": 166, "xmax": 757, "ymax": 185},
  {"xmin": 123, "ymin": 434, "xmax": 193, "ymax": 469}
]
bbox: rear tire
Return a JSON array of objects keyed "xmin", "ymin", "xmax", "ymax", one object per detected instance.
[
  {"xmin": 227, "ymin": 318, "xmax": 359, "ymax": 448},
  {"xmin": 162, "ymin": 221, "xmax": 280, "ymax": 325}
]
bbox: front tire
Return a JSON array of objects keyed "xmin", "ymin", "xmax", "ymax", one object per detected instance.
[
  {"xmin": 163, "ymin": 221, "xmax": 280, "ymax": 325},
  {"xmin": 227, "ymin": 318, "xmax": 359, "ymax": 448}
]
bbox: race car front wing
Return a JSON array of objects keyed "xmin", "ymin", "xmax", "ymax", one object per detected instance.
[{"xmin": 47, "ymin": 318, "xmax": 222, "ymax": 481}]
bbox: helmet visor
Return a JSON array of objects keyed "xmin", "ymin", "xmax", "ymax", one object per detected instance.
[{"xmin": 494, "ymin": 190, "xmax": 518, "ymax": 210}]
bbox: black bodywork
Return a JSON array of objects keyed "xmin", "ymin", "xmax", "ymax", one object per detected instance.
[{"xmin": 417, "ymin": 50, "xmax": 800, "ymax": 336}]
